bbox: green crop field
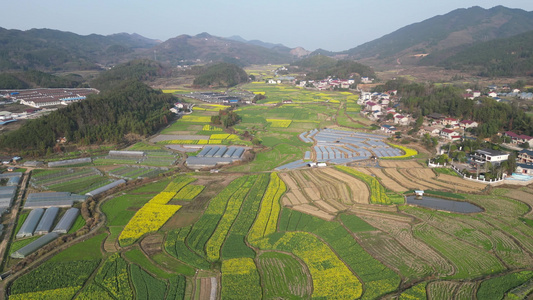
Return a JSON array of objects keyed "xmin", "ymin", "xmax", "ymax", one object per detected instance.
[{"xmin": 257, "ymin": 251, "xmax": 311, "ymax": 299}]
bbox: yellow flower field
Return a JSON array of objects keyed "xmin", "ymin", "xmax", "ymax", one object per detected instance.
[
  {"xmin": 119, "ymin": 177, "xmax": 194, "ymax": 245},
  {"xmin": 266, "ymin": 119, "xmax": 292, "ymax": 128},
  {"xmin": 9, "ymin": 287, "xmax": 80, "ymax": 300},
  {"xmin": 249, "ymin": 173, "xmax": 285, "ymax": 242},
  {"xmin": 180, "ymin": 115, "xmax": 211, "ymax": 123},
  {"xmin": 203, "ymin": 125, "xmax": 223, "ymax": 131}
]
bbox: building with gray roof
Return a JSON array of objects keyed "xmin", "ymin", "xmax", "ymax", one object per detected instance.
[
  {"xmin": 11, "ymin": 232, "xmax": 59, "ymax": 259},
  {"xmin": 34, "ymin": 207, "xmax": 59, "ymax": 235},
  {"xmin": 52, "ymin": 208, "xmax": 79, "ymax": 234},
  {"xmin": 85, "ymin": 179, "xmax": 126, "ymax": 197},
  {"xmin": 16, "ymin": 208, "xmax": 45, "ymax": 238}
]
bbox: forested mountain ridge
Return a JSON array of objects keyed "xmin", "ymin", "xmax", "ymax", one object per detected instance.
[
  {"xmin": 344, "ymin": 6, "xmax": 533, "ymax": 63},
  {"xmin": 0, "ymin": 27, "xmax": 159, "ymax": 71},
  {"xmin": 152, "ymin": 33, "xmax": 295, "ymax": 66},
  {"xmin": 0, "ymin": 80, "xmax": 175, "ymax": 156},
  {"xmin": 192, "ymin": 63, "xmax": 249, "ymax": 88},
  {"xmin": 291, "ymin": 55, "xmax": 376, "ymax": 80},
  {"xmin": 432, "ymin": 30, "xmax": 533, "ymax": 77}
]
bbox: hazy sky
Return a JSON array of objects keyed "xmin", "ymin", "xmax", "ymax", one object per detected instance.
[{"xmin": 2, "ymin": 1, "xmax": 533, "ymax": 51}]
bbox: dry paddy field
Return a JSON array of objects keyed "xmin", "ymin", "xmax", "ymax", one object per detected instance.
[
  {"xmin": 363, "ymin": 160, "xmax": 488, "ymax": 193},
  {"xmin": 279, "ymin": 168, "xmax": 370, "ymax": 220}
]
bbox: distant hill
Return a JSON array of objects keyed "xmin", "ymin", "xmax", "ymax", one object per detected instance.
[
  {"xmin": 0, "ymin": 27, "xmax": 159, "ymax": 71},
  {"xmin": 91, "ymin": 59, "xmax": 169, "ymax": 91},
  {"xmin": 152, "ymin": 33, "xmax": 294, "ymax": 66},
  {"xmin": 291, "ymin": 55, "xmax": 375, "ymax": 80},
  {"xmin": 192, "ymin": 62, "xmax": 249, "ymax": 88},
  {"xmin": 0, "ymin": 70, "xmax": 84, "ymax": 89},
  {"xmin": 435, "ymin": 30, "xmax": 533, "ymax": 77},
  {"xmin": 344, "ymin": 6, "xmax": 533, "ymax": 64}
]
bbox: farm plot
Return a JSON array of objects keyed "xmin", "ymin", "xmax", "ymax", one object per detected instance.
[
  {"xmin": 108, "ymin": 165, "xmax": 167, "ymax": 180},
  {"xmin": 279, "ymin": 167, "xmax": 373, "ymax": 220},
  {"xmin": 367, "ymin": 168, "xmax": 408, "ymax": 192},
  {"xmin": 355, "ymin": 215, "xmax": 454, "ymax": 277},
  {"xmin": 277, "ymin": 210, "xmax": 399, "ymax": 299},
  {"xmin": 498, "ymin": 189, "xmax": 533, "ymax": 217},
  {"xmin": 186, "ymin": 176, "xmax": 252, "ymax": 257},
  {"xmin": 8, "ymin": 260, "xmax": 100, "ymax": 300},
  {"xmin": 221, "ymin": 258, "xmax": 262, "ymax": 300},
  {"xmin": 205, "ymin": 175, "xmax": 257, "ymax": 261},
  {"xmin": 379, "ymin": 161, "xmax": 422, "ymax": 168},
  {"xmin": 92, "ymin": 254, "xmax": 133, "ymax": 299},
  {"xmin": 319, "ymin": 167, "xmax": 370, "ymax": 204},
  {"xmin": 356, "ymin": 230, "xmax": 434, "ymax": 282},
  {"xmin": 165, "ymin": 226, "xmax": 210, "ymax": 270},
  {"xmin": 30, "ymin": 167, "xmax": 111, "ymax": 194},
  {"xmin": 221, "ymin": 174, "xmax": 270, "ymax": 260},
  {"xmin": 130, "ymin": 264, "xmax": 167, "ymax": 299},
  {"xmin": 336, "ymin": 166, "xmax": 392, "ymax": 205},
  {"xmin": 118, "ymin": 176, "xmax": 195, "ymax": 246},
  {"xmin": 412, "ymin": 222, "xmax": 505, "ymax": 279},
  {"xmin": 248, "ymin": 173, "xmax": 286, "ymax": 242},
  {"xmin": 256, "ymin": 251, "xmax": 311, "ymax": 299},
  {"xmin": 405, "ymin": 168, "xmax": 482, "ymax": 193}
]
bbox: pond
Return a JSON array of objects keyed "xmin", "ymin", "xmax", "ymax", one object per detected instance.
[{"xmin": 406, "ymin": 195, "xmax": 483, "ymax": 214}]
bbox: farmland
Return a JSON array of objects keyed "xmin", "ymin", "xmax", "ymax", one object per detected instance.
[{"xmin": 5, "ymin": 76, "xmax": 533, "ymax": 300}]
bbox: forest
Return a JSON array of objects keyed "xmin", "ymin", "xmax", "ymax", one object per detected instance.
[
  {"xmin": 0, "ymin": 70, "xmax": 85, "ymax": 89},
  {"xmin": 291, "ymin": 55, "xmax": 375, "ymax": 81},
  {"xmin": 0, "ymin": 80, "xmax": 175, "ymax": 156},
  {"xmin": 192, "ymin": 63, "xmax": 249, "ymax": 88},
  {"xmin": 376, "ymin": 79, "xmax": 533, "ymax": 137},
  {"xmin": 435, "ymin": 30, "xmax": 533, "ymax": 77}
]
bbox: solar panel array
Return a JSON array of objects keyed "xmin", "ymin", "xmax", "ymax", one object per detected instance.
[{"xmin": 187, "ymin": 146, "xmax": 246, "ymax": 169}]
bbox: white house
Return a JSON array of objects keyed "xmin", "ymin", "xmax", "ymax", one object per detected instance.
[
  {"xmin": 393, "ymin": 115, "xmax": 410, "ymax": 126},
  {"xmin": 473, "ymin": 91, "xmax": 481, "ymax": 98},
  {"xmin": 488, "ymin": 91, "xmax": 498, "ymax": 98},
  {"xmin": 440, "ymin": 129, "xmax": 461, "ymax": 140},
  {"xmin": 381, "ymin": 125, "xmax": 397, "ymax": 134},
  {"xmin": 472, "ymin": 149, "xmax": 509, "ymax": 165},
  {"xmin": 365, "ymin": 101, "xmax": 381, "ymax": 112}
]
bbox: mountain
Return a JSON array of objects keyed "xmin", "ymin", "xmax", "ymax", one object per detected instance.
[
  {"xmin": 0, "ymin": 27, "xmax": 159, "ymax": 71},
  {"xmin": 344, "ymin": 6, "xmax": 533, "ymax": 63},
  {"xmin": 437, "ymin": 30, "xmax": 533, "ymax": 77},
  {"xmin": 153, "ymin": 33, "xmax": 294, "ymax": 66}
]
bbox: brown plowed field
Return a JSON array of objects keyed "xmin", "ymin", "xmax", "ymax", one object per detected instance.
[
  {"xmin": 383, "ymin": 168, "xmax": 424, "ymax": 190},
  {"xmin": 379, "ymin": 161, "xmax": 422, "ymax": 168},
  {"xmin": 437, "ymin": 174, "xmax": 487, "ymax": 190},
  {"xmin": 399, "ymin": 169, "xmax": 445, "ymax": 190},
  {"xmin": 368, "ymin": 168, "xmax": 408, "ymax": 192},
  {"xmin": 292, "ymin": 204, "xmax": 335, "ymax": 221},
  {"xmin": 406, "ymin": 169, "xmax": 479, "ymax": 193},
  {"xmin": 319, "ymin": 168, "xmax": 370, "ymax": 204}
]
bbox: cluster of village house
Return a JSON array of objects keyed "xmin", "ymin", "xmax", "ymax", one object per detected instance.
[{"xmin": 356, "ymin": 87, "xmax": 533, "ymax": 176}]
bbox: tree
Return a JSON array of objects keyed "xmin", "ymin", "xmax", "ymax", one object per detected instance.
[{"xmin": 252, "ymin": 137, "xmax": 262, "ymax": 145}]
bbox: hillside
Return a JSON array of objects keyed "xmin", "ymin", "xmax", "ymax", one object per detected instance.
[
  {"xmin": 90, "ymin": 59, "xmax": 169, "ymax": 91},
  {"xmin": 291, "ymin": 55, "xmax": 375, "ymax": 80},
  {"xmin": 0, "ymin": 27, "xmax": 159, "ymax": 71},
  {"xmin": 344, "ymin": 6, "xmax": 533, "ymax": 63},
  {"xmin": 152, "ymin": 33, "xmax": 294, "ymax": 66},
  {"xmin": 433, "ymin": 30, "xmax": 533, "ymax": 77},
  {"xmin": 0, "ymin": 70, "xmax": 85, "ymax": 89},
  {"xmin": 0, "ymin": 80, "xmax": 174, "ymax": 156},
  {"xmin": 192, "ymin": 62, "xmax": 249, "ymax": 88}
]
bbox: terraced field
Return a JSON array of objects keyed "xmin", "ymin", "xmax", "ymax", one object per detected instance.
[{"xmin": 279, "ymin": 168, "xmax": 370, "ymax": 220}]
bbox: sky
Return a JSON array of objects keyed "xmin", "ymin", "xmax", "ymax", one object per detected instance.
[{"xmin": 2, "ymin": 1, "xmax": 533, "ymax": 52}]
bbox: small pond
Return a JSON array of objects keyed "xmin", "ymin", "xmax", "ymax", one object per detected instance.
[{"xmin": 406, "ymin": 195, "xmax": 483, "ymax": 213}]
